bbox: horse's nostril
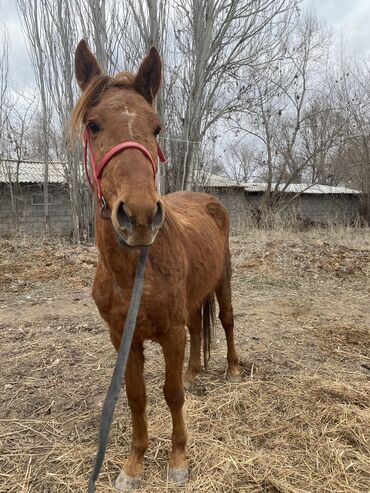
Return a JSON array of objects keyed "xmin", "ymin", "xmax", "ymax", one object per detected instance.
[
  {"xmin": 116, "ymin": 202, "xmax": 132, "ymax": 231},
  {"xmin": 152, "ymin": 201, "xmax": 164, "ymax": 230}
]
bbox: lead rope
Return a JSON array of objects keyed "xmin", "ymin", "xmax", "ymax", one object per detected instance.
[{"xmin": 87, "ymin": 246, "xmax": 149, "ymax": 493}]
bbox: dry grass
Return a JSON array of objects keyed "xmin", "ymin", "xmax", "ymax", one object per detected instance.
[{"xmin": 0, "ymin": 227, "xmax": 369, "ymax": 492}]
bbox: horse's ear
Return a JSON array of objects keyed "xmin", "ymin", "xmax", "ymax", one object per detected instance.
[
  {"xmin": 134, "ymin": 47, "xmax": 162, "ymax": 104},
  {"xmin": 75, "ymin": 39, "xmax": 102, "ymax": 90}
]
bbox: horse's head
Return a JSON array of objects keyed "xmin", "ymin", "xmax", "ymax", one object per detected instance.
[{"xmin": 72, "ymin": 40, "xmax": 165, "ymax": 247}]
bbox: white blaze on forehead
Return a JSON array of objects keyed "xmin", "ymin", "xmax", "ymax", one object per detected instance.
[{"xmin": 122, "ymin": 105, "xmax": 136, "ymax": 137}]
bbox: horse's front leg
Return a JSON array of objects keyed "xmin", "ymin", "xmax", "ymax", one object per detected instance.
[
  {"xmin": 161, "ymin": 327, "xmax": 188, "ymax": 485},
  {"xmin": 115, "ymin": 341, "xmax": 148, "ymax": 492}
]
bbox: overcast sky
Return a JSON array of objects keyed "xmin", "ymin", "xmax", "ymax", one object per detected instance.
[
  {"xmin": 302, "ymin": 0, "xmax": 370, "ymax": 54},
  {"xmin": 1, "ymin": 0, "xmax": 370, "ymax": 88}
]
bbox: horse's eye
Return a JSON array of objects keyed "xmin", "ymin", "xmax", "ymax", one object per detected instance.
[
  {"xmin": 154, "ymin": 126, "xmax": 161, "ymax": 137},
  {"xmin": 88, "ymin": 122, "xmax": 100, "ymax": 134}
]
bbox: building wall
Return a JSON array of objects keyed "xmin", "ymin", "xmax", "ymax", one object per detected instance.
[
  {"xmin": 0, "ymin": 183, "xmax": 73, "ymax": 235},
  {"xmin": 208, "ymin": 187, "xmax": 361, "ymax": 228},
  {"xmin": 297, "ymin": 194, "xmax": 361, "ymax": 224},
  {"xmin": 206, "ymin": 187, "xmax": 253, "ymax": 229},
  {"xmin": 0, "ymin": 183, "xmax": 362, "ymax": 236}
]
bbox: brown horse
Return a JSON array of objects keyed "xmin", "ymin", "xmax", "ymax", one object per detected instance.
[{"xmin": 71, "ymin": 40, "xmax": 240, "ymax": 491}]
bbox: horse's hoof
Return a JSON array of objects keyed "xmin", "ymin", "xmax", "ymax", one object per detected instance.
[
  {"xmin": 227, "ymin": 373, "xmax": 242, "ymax": 383},
  {"xmin": 169, "ymin": 467, "xmax": 188, "ymax": 486},
  {"xmin": 115, "ymin": 471, "xmax": 142, "ymax": 491},
  {"xmin": 183, "ymin": 379, "xmax": 194, "ymax": 392}
]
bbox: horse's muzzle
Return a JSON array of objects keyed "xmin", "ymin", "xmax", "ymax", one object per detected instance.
[{"xmin": 112, "ymin": 199, "xmax": 164, "ymax": 247}]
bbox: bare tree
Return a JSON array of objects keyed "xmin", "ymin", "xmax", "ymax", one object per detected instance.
[
  {"xmin": 0, "ymin": 22, "xmax": 10, "ymax": 159},
  {"xmin": 229, "ymin": 13, "xmax": 341, "ymax": 206},
  {"xmin": 299, "ymin": 93, "xmax": 351, "ymax": 185},
  {"xmin": 331, "ymin": 55, "xmax": 370, "ymax": 221},
  {"xmin": 2, "ymin": 94, "xmax": 36, "ymax": 225},
  {"xmin": 80, "ymin": 0, "xmax": 131, "ymax": 75},
  {"xmin": 18, "ymin": 0, "xmax": 52, "ymax": 231},
  {"xmin": 223, "ymin": 143, "xmax": 261, "ymax": 184},
  {"xmin": 87, "ymin": 0, "xmax": 108, "ymax": 71},
  {"xmin": 171, "ymin": 0, "xmax": 297, "ymax": 191},
  {"xmin": 115, "ymin": 0, "xmax": 170, "ymax": 193},
  {"xmin": 41, "ymin": 0, "xmax": 93, "ymax": 241}
]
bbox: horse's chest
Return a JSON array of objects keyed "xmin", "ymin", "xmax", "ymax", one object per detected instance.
[{"xmin": 94, "ymin": 276, "xmax": 184, "ymax": 341}]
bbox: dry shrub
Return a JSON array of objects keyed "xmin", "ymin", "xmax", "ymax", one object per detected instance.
[
  {"xmin": 232, "ymin": 206, "xmax": 304, "ymax": 233},
  {"xmin": 0, "ymin": 236, "xmax": 97, "ymax": 289},
  {"xmin": 231, "ymin": 225, "xmax": 369, "ymax": 281}
]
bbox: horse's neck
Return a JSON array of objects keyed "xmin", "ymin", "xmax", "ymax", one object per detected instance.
[
  {"xmin": 96, "ymin": 218, "xmax": 138, "ymax": 283},
  {"xmin": 159, "ymin": 202, "xmax": 183, "ymax": 240}
]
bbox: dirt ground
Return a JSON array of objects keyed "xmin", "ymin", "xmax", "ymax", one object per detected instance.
[{"xmin": 0, "ymin": 227, "xmax": 369, "ymax": 493}]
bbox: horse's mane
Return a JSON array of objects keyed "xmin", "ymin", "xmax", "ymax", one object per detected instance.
[{"xmin": 70, "ymin": 71, "xmax": 136, "ymax": 138}]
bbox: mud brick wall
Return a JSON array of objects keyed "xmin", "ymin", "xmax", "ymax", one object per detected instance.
[
  {"xmin": 208, "ymin": 187, "xmax": 361, "ymax": 230},
  {"xmin": 0, "ymin": 183, "xmax": 73, "ymax": 235}
]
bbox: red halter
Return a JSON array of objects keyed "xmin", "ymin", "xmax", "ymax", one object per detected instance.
[{"xmin": 83, "ymin": 127, "xmax": 167, "ymax": 202}]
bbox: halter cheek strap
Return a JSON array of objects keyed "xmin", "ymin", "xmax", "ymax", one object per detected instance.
[{"xmin": 83, "ymin": 127, "xmax": 167, "ymax": 202}]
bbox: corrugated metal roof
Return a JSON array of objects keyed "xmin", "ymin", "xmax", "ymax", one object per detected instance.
[
  {"xmin": 0, "ymin": 161, "xmax": 66, "ymax": 183},
  {"xmin": 205, "ymin": 174, "xmax": 236, "ymax": 187},
  {"xmin": 0, "ymin": 164, "xmax": 361, "ymax": 195},
  {"xmin": 244, "ymin": 182, "xmax": 361, "ymax": 194},
  {"xmin": 205, "ymin": 174, "xmax": 361, "ymax": 195}
]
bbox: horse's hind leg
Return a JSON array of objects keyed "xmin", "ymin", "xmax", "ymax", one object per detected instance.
[
  {"xmin": 184, "ymin": 308, "xmax": 202, "ymax": 390},
  {"xmin": 161, "ymin": 327, "xmax": 188, "ymax": 485},
  {"xmin": 115, "ymin": 342, "xmax": 148, "ymax": 491},
  {"xmin": 215, "ymin": 250, "xmax": 241, "ymax": 381}
]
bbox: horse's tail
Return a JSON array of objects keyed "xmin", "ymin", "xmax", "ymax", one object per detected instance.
[{"xmin": 202, "ymin": 292, "xmax": 216, "ymax": 370}]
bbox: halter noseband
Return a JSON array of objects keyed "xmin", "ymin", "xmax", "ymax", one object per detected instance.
[{"xmin": 83, "ymin": 127, "xmax": 167, "ymax": 206}]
